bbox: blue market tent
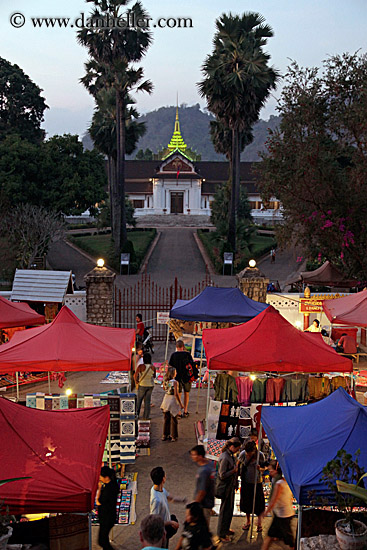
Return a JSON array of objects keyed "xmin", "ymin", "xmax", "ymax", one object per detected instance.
[
  {"xmin": 261, "ymin": 388, "xmax": 367, "ymax": 505},
  {"xmin": 170, "ymin": 287, "xmax": 269, "ymax": 323}
]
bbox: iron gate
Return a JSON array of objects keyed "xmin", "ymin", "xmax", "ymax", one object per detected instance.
[{"xmin": 114, "ymin": 273, "xmax": 214, "ymax": 341}]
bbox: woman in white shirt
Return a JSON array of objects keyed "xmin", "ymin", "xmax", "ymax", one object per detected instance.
[{"xmin": 261, "ymin": 460, "xmax": 295, "ymax": 550}]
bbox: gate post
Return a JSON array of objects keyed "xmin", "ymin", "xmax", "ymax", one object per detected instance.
[{"xmin": 85, "ymin": 264, "xmax": 116, "ymax": 326}]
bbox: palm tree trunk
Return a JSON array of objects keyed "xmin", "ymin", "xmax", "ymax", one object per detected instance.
[
  {"xmin": 228, "ymin": 127, "xmax": 237, "ymax": 251},
  {"xmin": 234, "ymin": 127, "xmax": 240, "ymax": 221},
  {"xmin": 111, "ymin": 156, "xmax": 120, "ymax": 247},
  {"xmin": 116, "ymin": 93, "xmax": 127, "ymax": 252},
  {"xmin": 107, "ymin": 156, "xmax": 114, "ymax": 230}
]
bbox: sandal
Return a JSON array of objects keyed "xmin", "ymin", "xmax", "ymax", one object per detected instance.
[
  {"xmin": 227, "ymin": 529, "xmax": 235, "ymax": 535},
  {"xmin": 242, "ymin": 524, "xmax": 250, "ymax": 531},
  {"xmin": 161, "ymin": 436, "xmax": 171, "ymax": 441},
  {"xmin": 171, "ymin": 438, "xmax": 177, "ymax": 442},
  {"xmin": 219, "ymin": 535, "xmax": 232, "ymax": 543},
  {"xmin": 183, "ymin": 412, "xmax": 189, "ymax": 417},
  {"xmin": 257, "ymin": 526, "xmax": 263, "ymax": 533}
]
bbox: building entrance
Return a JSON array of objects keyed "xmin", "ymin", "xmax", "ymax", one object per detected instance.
[{"xmin": 170, "ymin": 192, "xmax": 183, "ymax": 214}]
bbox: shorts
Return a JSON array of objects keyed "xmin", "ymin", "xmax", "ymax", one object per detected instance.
[{"xmin": 179, "ymin": 380, "xmax": 192, "ymax": 393}]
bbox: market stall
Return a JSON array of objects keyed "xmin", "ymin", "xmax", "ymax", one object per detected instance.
[
  {"xmin": 0, "ymin": 295, "xmax": 45, "ymax": 330},
  {"xmin": 286, "ymin": 260, "xmax": 358, "ymax": 290},
  {"xmin": 0, "ymin": 396, "xmax": 110, "ymax": 514}
]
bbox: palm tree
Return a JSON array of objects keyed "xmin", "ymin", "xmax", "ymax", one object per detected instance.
[
  {"xmin": 78, "ymin": 0, "xmax": 153, "ymax": 256},
  {"xmin": 199, "ymin": 12, "xmax": 279, "ymax": 251},
  {"xmin": 89, "ymin": 89, "xmax": 146, "ymax": 241}
]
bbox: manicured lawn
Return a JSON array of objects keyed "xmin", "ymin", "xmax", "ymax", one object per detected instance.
[
  {"xmin": 68, "ymin": 230, "xmax": 156, "ymax": 271},
  {"xmin": 198, "ymin": 229, "xmax": 276, "ymax": 273}
]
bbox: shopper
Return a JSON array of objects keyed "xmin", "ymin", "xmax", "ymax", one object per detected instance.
[
  {"xmin": 135, "ymin": 352, "xmax": 156, "ymax": 420},
  {"xmin": 260, "ymin": 460, "xmax": 295, "ymax": 550},
  {"xmin": 190, "ymin": 444, "xmax": 215, "ymax": 526},
  {"xmin": 239, "ymin": 440, "xmax": 266, "ymax": 532},
  {"xmin": 161, "ymin": 366, "xmax": 183, "ymax": 442},
  {"xmin": 136, "ymin": 313, "xmax": 145, "ymax": 341},
  {"xmin": 150, "ymin": 466, "xmax": 187, "ymax": 548},
  {"xmin": 216, "ymin": 437, "xmax": 241, "ymax": 543},
  {"xmin": 174, "ymin": 502, "xmax": 213, "ymax": 550},
  {"xmin": 140, "ymin": 514, "xmax": 166, "ymax": 550},
  {"xmin": 169, "ymin": 340, "xmax": 195, "ymax": 417},
  {"xmin": 96, "ymin": 466, "xmax": 119, "ymax": 550}
]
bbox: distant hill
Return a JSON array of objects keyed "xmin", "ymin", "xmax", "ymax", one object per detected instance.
[{"xmin": 82, "ymin": 104, "xmax": 281, "ymax": 161}]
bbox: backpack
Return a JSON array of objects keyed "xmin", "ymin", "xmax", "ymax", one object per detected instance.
[{"xmin": 185, "ymin": 361, "xmax": 199, "ymax": 383}]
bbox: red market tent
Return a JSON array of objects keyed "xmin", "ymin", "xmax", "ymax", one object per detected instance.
[
  {"xmin": 0, "ymin": 397, "xmax": 110, "ymax": 514},
  {"xmin": 0, "ymin": 296, "xmax": 45, "ymax": 329},
  {"xmin": 286, "ymin": 260, "xmax": 357, "ymax": 288},
  {"xmin": 0, "ymin": 305, "xmax": 135, "ymax": 372},
  {"xmin": 322, "ymin": 289, "xmax": 367, "ymax": 327},
  {"xmin": 202, "ymin": 305, "xmax": 352, "ymax": 372}
]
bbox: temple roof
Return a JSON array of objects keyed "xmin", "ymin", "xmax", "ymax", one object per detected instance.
[{"xmin": 167, "ymin": 107, "xmax": 187, "ymax": 153}]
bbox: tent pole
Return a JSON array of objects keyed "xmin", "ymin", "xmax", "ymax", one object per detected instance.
[
  {"xmin": 108, "ymin": 423, "xmax": 112, "ymax": 468},
  {"xmin": 88, "ymin": 512, "xmax": 92, "ymax": 550},
  {"xmin": 48, "ymin": 372, "xmax": 51, "ymax": 394},
  {"xmin": 196, "ymin": 337, "xmax": 204, "ymax": 415},
  {"xmin": 16, "ymin": 372, "xmax": 19, "ymax": 401},
  {"xmin": 250, "ymin": 420, "xmax": 262, "ymax": 540},
  {"xmin": 296, "ymin": 504, "xmax": 303, "ymax": 549},
  {"xmin": 164, "ymin": 320, "xmax": 170, "ymax": 362},
  {"xmin": 206, "ymin": 370, "xmax": 211, "ymax": 436}
]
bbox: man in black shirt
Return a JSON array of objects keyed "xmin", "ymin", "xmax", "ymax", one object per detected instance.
[{"xmin": 169, "ymin": 340, "xmax": 194, "ymax": 417}]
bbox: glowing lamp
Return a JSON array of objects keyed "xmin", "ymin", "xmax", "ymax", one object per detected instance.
[
  {"xmin": 97, "ymin": 258, "xmax": 105, "ymax": 268},
  {"xmin": 65, "ymin": 388, "xmax": 72, "ymax": 396},
  {"xmin": 249, "ymin": 259, "xmax": 256, "ymax": 268},
  {"xmin": 250, "ymin": 374, "xmax": 256, "ymax": 381}
]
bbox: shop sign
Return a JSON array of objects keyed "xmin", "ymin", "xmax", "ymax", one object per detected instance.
[{"xmin": 299, "ymin": 298, "xmax": 323, "ymax": 313}]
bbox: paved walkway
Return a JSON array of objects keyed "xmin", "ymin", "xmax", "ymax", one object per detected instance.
[
  {"xmin": 258, "ymin": 247, "xmax": 304, "ymax": 291},
  {"xmin": 47, "ymin": 239, "xmax": 95, "ymax": 289}
]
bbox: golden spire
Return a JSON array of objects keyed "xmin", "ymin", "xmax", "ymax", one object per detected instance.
[{"xmin": 167, "ymin": 103, "xmax": 187, "ymax": 152}]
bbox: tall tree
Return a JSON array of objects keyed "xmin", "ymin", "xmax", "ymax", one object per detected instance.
[
  {"xmin": 198, "ymin": 12, "xmax": 278, "ymax": 251},
  {"xmin": 0, "ymin": 57, "xmax": 48, "ymax": 143},
  {"xmin": 258, "ymin": 53, "xmax": 367, "ymax": 280},
  {"xmin": 78, "ymin": 0, "xmax": 153, "ymax": 257}
]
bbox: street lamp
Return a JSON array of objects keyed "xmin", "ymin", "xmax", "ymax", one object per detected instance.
[
  {"xmin": 249, "ymin": 259, "xmax": 256, "ymax": 268},
  {"xmin": 97, "ymin": 258, "xmax": 105, "ymax": 268}
]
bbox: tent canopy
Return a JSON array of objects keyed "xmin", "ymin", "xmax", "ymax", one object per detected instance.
[
  {"xmin": 0, "ymin": 305, "xmax": 135, "ymax": 372},
  {"xmin": 0, "ymin": 296, "xmax": 45, "ymax": 329},
  {"xmin": 286, "ymin": 260, "xmax": 357, "ymax": 288},
  {"xmin": 170, "ymin": 287, "xmax": 268, "ymax": 323},
  {"xmin": 322, "ymin": 289, "xmax": 367, "ymax": 327},
  {"xmin": 0, "ymin": 397, "xmax": 109, "ymax": 514},
  {"xmin": 261, "ymin": 388, "xmax": 367, "ymax": 505},
  {"xmin": 202, "ymin": 305, "xmax": 352, "ymax": 372}
]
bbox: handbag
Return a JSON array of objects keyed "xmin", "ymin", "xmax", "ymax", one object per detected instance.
[
  {"xmin": 214, "ymin": 475, "xmax": 229, "ymax": 499},
  {"xmin": 136, "ymin": 365, "xmax": 151, "ymax": 389}
]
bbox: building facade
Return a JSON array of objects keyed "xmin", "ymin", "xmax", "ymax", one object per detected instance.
[{"xmin": 125, "ymin": 109, "xmax": 281, "ymax": 224}]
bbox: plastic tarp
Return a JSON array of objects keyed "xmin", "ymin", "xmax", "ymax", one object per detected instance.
[
  {"xmin": 0, "ymin": 305, "xmax": 135, "ymax": 372},
  {"xmin": 261, "ymin": 388, "xmax": 367, "ymax": 505},
  {"xmin": 170, "ymin": 287, "xmax": 269, "ymax": 322},
  {"xmin": 322, "ymin": 289, "xmax": 367, "ymax": 327},
  {"xmin": 0, "ymin": 296, "xmax": 45, "ymax": 329},
  {"xmin": 0, "ymin": 397, "xmax": 110, "ymax": 513},
  {"xmin": 202, "ymin": 305, "xmax": 352, "ymax": 372},
  {"xmin": 286, "ymin": 260, "xmax": 357, "ymax": 288}
]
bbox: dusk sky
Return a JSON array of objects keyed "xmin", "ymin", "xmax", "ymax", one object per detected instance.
[{"xmin": 1, "ymin": 0, "xmax": 366, "ymax": 138}]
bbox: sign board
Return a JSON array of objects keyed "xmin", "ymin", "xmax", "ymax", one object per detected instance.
[
  {"xmin": 157, "ymin": 311, "xmax": 170, "ymax": 325},
  {"xmin": 299, "ymin": 298, "xmax": 323, "ymax": 313},
  {"xmin": 120, "ymin": 253, "xmax": 130, "ymax": 265},
  {"xmin": 223, "ymin": 252, "xmax": 234, "ymax": 265}
]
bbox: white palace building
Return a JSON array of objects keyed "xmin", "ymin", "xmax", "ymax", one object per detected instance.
[{"xmin": 125, "ymin": 109, "xmax": 282, "ymax": 224}]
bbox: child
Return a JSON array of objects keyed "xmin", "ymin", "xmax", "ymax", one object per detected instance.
[
  {"xmin": 175, "ymin": 502, "xmax": 213, "ymax": 550},
  {"xmin": 150, "ymin": 466, "xmax": 187, "ymax": 548},
  {"xmin": 161, "ymin": 366, "xmax": 183, "ymax": 442}
]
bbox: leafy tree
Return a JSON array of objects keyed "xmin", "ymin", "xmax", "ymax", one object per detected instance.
[
  {"xmin": 78, "ymin": 0, "xmax": 153, "ymax": 258},
  {"xmin": 0, "ymin": 133, "xmax": 106, "ymax": 214},
  {"xmin": 198, "ymin": 12, "xmax": 279, "ymax": 251},
  {"xmin": 0, "ymin": 204, "xmax": 64, "ymax": 269},
  {"xmin": 211, "ymin": 182, "xmax": 252, "ymax": 237},
  {"xmin": 135, "ymin": 147, "xmax": 153, "ymax": 160},
  {"xmin": 0, "ymin": 57, "xmax": 48, "ymax": 143},
  {"xmin": 258, "ymin": 52, "xmax": 367, "ymax": 280}
]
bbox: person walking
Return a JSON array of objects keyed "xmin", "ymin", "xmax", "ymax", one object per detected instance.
[
  {"xmin": 260, "ymin": 460, "xmax": 295, "ymax": 550},
  {"xmin": 216, "ymin": 437, "xmax": 241, "ymax": 543},
  {"xmin": 140, "ymin": 514, "xmax": 167, "ymax": 550},
  {"xmin": 239, "ymin": 440, "xmax": 266, "ymax": 532},
  {"xmin": 150, "ymin": 466, "xmax": 187, "ymax": 548},
  {"xmin": 174, "ymin": 502, "xmax": 213, "ymax": 550},
  {"xmin": 190, "ymin": 444, "xmax": 215, "ymax": 527},
  {"xmin": 96, "ymin": 466, "xmax": 119, "ymax": 550},
  {"xmin": 135, "ymin": 352, "xmax": 156, "ymax": 420},
  {"xmin": 161, "ymin": 367, "xmax": 184, "ymax": 442},
  {"xmin": 270, "ymin": 249, "xmax": 276, "ymax": 263},
  {"xmin": 169, "ymin": 340, "xmax": 195, "ymax": 417}
]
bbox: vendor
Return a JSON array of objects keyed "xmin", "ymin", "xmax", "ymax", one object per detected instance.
[
  {"xmin": 336, "ymin": 333, "xmax": 357, "ymax": 354},
  {"xmin": 304, "ymin": 319, "xmax": 321, "ymax": 333}
]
